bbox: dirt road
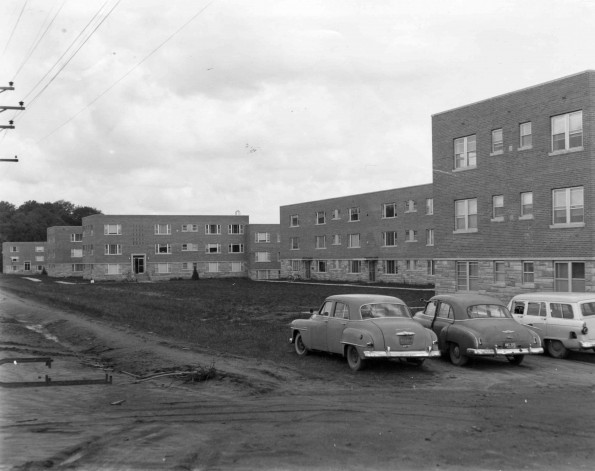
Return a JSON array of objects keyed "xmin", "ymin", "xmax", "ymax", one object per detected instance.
[{"xmin": 1, "ymin": 288, "xmax": 595, "ymax": 470}]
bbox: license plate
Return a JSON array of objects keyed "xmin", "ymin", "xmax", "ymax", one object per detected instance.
[
  {"xmin": 399, "ymin": 336, "xmax": 413, "ymax": 346},
  {"xmin": 504, "ymin": 342, "xmax": 516, "ymax": 348}
]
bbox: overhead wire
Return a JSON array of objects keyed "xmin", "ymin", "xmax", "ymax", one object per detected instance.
[
  {"xmin": 1, "ymin": 0, "xmax": 28, "ymax": 58},
  {"xmin": 35, "ymin": 0, "xmax": 216, "ymax": 144}
]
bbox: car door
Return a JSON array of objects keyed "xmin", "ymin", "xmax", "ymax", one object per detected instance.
[
  {"xmin": 546, "ymin": 302, "xmax": 577, "ymax": 346},
  {"xmin": 523, "ymin": 301, "xmax": 547, "ymax": 337},
  {"xmin": 310, "ymin": 301, "xmax": 333, "ymax": 351},
  {"xmin": 431, "ymin": 301, "xmax": 454, "ymax": 336},
  {"xmin": 416, "ymin": 299, "xmax": 438, "ymax": 329},
  {"xmin": 327, "ymin": 302, "xmax": 349, "ymax": 354}
]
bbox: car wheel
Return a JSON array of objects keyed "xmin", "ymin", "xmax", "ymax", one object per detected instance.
[
  {"xmin": 506, "ymin": 355, "xmax": 524, "ymax": 365},
  {"xmin": 449, "ymin": 342, "xmax": 468, "ymax": 366},
  {"xmin": 346, "ymin": 345, "xmax": 366, "ymax": 371},
  {"xmin": 546, "ymin": 340, "xmax": 568, "ymax": 359},
  {"xmin": 294, "ymin": 332, "xmax": 308, "ymax": 356}
]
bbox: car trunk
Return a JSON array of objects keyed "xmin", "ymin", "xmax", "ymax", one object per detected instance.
[
  {"xmin": 370, "ymin": 318, "xmax": 430, "ymax": 351},
  {"xmin": 466, "ymin": 318, "xmax": 534, "ymax": 348}
]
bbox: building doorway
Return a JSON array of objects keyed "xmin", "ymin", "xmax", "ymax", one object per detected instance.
[
  {"xmin": 132, "ymin": 254, "xmax": 146, "ymax": 274},
  {"xmin": 368, "ymin": 260, "xmax": 377, "ymax": 282}
]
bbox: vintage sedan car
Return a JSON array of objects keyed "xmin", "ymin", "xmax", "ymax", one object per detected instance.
[
  {"xmin": 413, "ymin": 294, "xmax": 543, "ymax": 366},
  {"xmin": 289, "ymin": 294, "xmax": 440, "ymax": 371}
]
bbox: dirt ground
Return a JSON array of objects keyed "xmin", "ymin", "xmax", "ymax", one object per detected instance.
[{"xmin": 1, "ymin": 286, "xmax": 595, "ymax": 471}]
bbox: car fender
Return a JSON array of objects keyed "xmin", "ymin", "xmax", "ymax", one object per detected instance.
[
  {"xmin": 290, "ymin": 321, "xmax": 312, "ymax": 349},
  {"xmin": 443, "ymin": 324, "xmax": 480, "ymax": 352},
  {"xmin": 341, "ymin": 327, "xmax": 376, "ymax": 357}
]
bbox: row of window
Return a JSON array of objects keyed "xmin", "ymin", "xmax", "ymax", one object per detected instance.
[
  {"xmin": 101, "ymin": 261, "xmax": 245, "ymax": 275},
  {"xmin": 456, "ymin": 261, "xmax": 586, "ymax": 292},
  {"xmin": 455, "ymin": 110, "xmax": 583, "ymax": 170},
  {"xmin": 99, "ymin": 243, "xmax": 258, "ymax": 255},
  {"xmin": 290, "ymin": 200, "xmax": 434, "ymax": 227},
  {"xmin": 290, "ymin": 229, "xmax": 435, "ymax": 250},
  {"xmin": 289, "ymin": 259, "xmax": 435, "ymax": 275},
  {"xmin": 98, "ymin": 224, "xmax": 247, "ymax": 236},
  {"xmin": 455, "ymin": 186, "xmax": 584, "ymax": 232},
  {"xmin": 8, "ymin": 246, "xmax": 45, "ymax": 253},
  {"xmin": 10, "ymin": 256, "xmax": 45, "ymax": 262},
  {"xmin": 7, "ymin": 263, "xmax": 44, "ymax": 271}
]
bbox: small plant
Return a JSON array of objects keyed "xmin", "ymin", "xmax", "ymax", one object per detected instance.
[
  {"xmin": 41, "ymin": 267, "xmax": 48, "ymax": 276},
  {"xmin": 192, "ymin": 267, "xmax": 199, "ymax": 280}
]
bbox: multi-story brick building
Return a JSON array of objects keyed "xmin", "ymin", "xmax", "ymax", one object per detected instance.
[
  {"xmin": 246, "ymin": 224, "xmax": 282, "ymax": 280},
  {"xmin": 46, "ymin": 226, "xmax": 84, "ymax": 277},
  {"xmin": 2, "ymin": 241, "xmax": 47, "ymax": 274},
  {"xmin": 432, "ymin": 70, "xmax": 595, "ymax": 298},
  {"xmin": 279, "ymin": 185, "xmax": 435, "ymax": 285}
]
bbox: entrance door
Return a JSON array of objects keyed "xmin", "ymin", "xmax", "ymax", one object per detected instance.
[
  {"xmin": 132, "ymin": 255, "xmax": 145, "ymax": 274},
  {"xmin": 368, "ymin": 261, "xmax": 377, "ymax": 282},
  {"xmin": 305, "ymin": 261, "xmax": 311, "ymax": 280}
]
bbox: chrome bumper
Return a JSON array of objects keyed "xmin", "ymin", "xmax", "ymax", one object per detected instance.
[
  {"xmin": 467, "ymin": 346, "xmax": 544, "ymax": 356},
  {"xmin": 364, "ymin": 349, "xmax": 441, "ymax": 359},
  {"xmin": 579, "ymin": 341, "xmax": 595, "ymax": 348}
]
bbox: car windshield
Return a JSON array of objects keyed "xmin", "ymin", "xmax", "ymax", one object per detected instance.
[
  {"xmin": 580, "ymin": 302, "xmax": 595, "ymax": 317},
  {"xmin": 360, "ymin": 303, "xmax": 411, "ymax": 319},
  {"xmin": 466, "ymin": 304, "xmax": 512, "ymax": 319}
]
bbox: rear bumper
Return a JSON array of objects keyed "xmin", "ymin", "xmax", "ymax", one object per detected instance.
[
  {"xmin": 579, "ymin": 341, "xmax": 595, "ymax": 348},
  {"xmin": 363, "ymin": 349, "xmax": 441, "ymax": 359},
  {"xmin": 467, "ymin": 346, "xmax": 544, "ymax": 356}
]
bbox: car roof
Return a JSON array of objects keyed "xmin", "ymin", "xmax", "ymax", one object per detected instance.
[
  {"xmin": 509, "ymin": 292, "xmax": 595, "ymax": 303},
  {"xmin": 325, "ymin": 294, "xmax": 405, "ymax": 304},
  {"xmin": 431, "ymin": 293, "xmax": 506, "ymax": 310}
]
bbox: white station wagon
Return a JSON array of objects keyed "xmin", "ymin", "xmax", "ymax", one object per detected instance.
[{"xmin": 508, "ymin": 292, "xmax": 595, "ymax": 358}]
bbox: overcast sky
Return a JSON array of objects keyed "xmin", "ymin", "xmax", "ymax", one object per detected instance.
[{"xmin": 1, "ymin": 0, "xmax": 594, "ymax": 223}]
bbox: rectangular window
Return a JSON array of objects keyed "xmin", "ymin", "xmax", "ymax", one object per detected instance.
[
  {"xmin": 182, "ymin": 243, "xmax": 199, "ymax": 251},
  {"xmin": 553, "ymin": 187, "xmax": 584, "ymax": 225},
  {"xmin": 35, "ymin": 246, "xmax": 44, "ymax": 252},
  {"xmin": 154, "ymin": 224, "xmax": 171, "ymax": 235},
  {"xmin": 520, "ymin": 122, "xmax": 532, "ymax": 148},
  {"xmin": 523, "ymin": 262, "xmax": 534, "ymax": 284},
  {"xmin": 231, "ymin": 262, "xmax": 243, "ymax": 272},
  {"xmin": 456, "ymin": 261, "xmax": 479, "ymax": 291},
  {"xmin": 155, "ymin": 244, "xmax": 171, "ymax": 254},
  {"xmin": 386, "ymin": 260, "xmax": 398, "ymax": 274},
  {"xmin": 255, "ymin": 252, "xmax": 271, "ymax": 262},
  {"xmin": 406, "ymin": 260, "xmax": 412, "ymax": 270},
  {"xmin": 205, "ymin": 244, "xmax": 221, "ymax": 254},
  {"xmin": 406, "ymin": 230, "xmax": 417, "ymax": 242},
  {"xmin": 24, "ymin": 261, "xmax": 31, "ymax": 271},
  {"xmin": 70, "ymin": 248, "xmax": 83, "ymax": 258},
  {"xmin": 491, "ymin": 129, "xmax": 503, "ymax": 153},
  {"xmin": 316, "ymin": 211, "xmax": 326, "ymax": 225},
  {"xmin": 104, "ymin": 224, "xmax": 122, "ymax": 235},
  {"xmin": 382, "ymin": 203, "xmax": 397, "ymax": 218},
  {"xmin": 72, "ymin": 264, "xmax": 84, "ymax": 272},
  {"xmin": 291, "ymin": 260, "xmax": 301, "ymax": 271},
  {"xmin": 455, "ymin": 198, "xmax": 478, "ymax": 231},
  {"xmin": 205, "ymin": 224, "xmax": 221, "ymax": 235},
  {"xmin": 349, "ymin": 207, "xmax": 360, "ymax": 222},
  {"xmin": 426, "ymin": 229, "xmax": 434, "ymax": 246},
  {"xmin": 255, "ymin": 232, "xmax": 271, "ymax": 243},
  {"xmin": 10, "ymin": 246, "xmax": 18, "ymax": 252},
  {"xmin": 350, "ymin": 260, "xmax": 361, "ymax": 273},
  {"xmin": 182, "ymin": 262, "xmax": 193, "ymax": 271},
  {"xmin": 70, "ymin": 233, "xmax": 82, "ymax": 242},
  {"xmin": 11, "ymin": 256, "xmax": 18, "ymax": 262},
  {"xmin": 290, "ymin": 215, "xmax": 299, "ymax": 227},
  {"xmin": 382, "ymin": 231, "xmax": 397, "ymax": 247},
  {"xmin": 427, "ymin": 260, "xmax": 435, "ymax": 276},
  {"xmin": 35, "ymin": 256, "xmax": 44, "ymax": 262},
  {"xmin": 107, "ymin": 264, "xmax": 121, "ymax": 275},
  {"xmin": 182, "ymin": 224, "xmax": 199, "ymax": 232},
  {"xmin": 156, "ymin": 263, "xmax": 172, "ymax": 274},
  {"xmin": 348, "ymin": 233, "xmax": 360, "ymax": 248},
  {"xmin": 331, "ymin": 209, "xmax": 341, "ymax": 220},
  {"xmin": 332, "ymin": 234, "xmax": 341, "ymax": 245},
  {"xmin": 555, "ymin": 262, "xmax": 585, "ymax": 292},
  {"xmin": 228, "ymin": 244, "xmax": 244, "ymax": 253},
  {"xmin": 290, "ymin": 237, "xmax": 299, "ymax": 250},
  {"xmin": 521, "ymin": 192, "xmax": 533, "ymax": 218},
  {"xmin": 492, "ymin": 195, "xmax": 504, "ymax": 219},
  {"xmin": 228, "ymin": 224, "xmax": 244, "ymax": 234},
  {"xmin": 551, "ymin": 111, "xmax": 582, "ymax": 152},
  {"xmin": 405, "ymin": 200, "xmax": 417, "ymax": 212},
  {"xmin": 105, "ymin": 244, "xmax": 122, "ymax": 255},
  {"xmin": 426, "ymin": 198, "xmax": 434, "ymax": 215},
  {"xmin": 318, "ymin": 260, "xmax": 327, "ymax": 273},
  {"xmin": 208, "ymin": 262, "xmax": 219, "ymax": 273},
  {"xmin": 494, "ymin": 261, "xmax": 506, "ymax": 283},
  {"xmin": 454, "ymin": 134, "xmax": 477, "ymax": 169},
  {"xmin": 315, "ymin": 235, "xmax": 326, "ymax": 249}
]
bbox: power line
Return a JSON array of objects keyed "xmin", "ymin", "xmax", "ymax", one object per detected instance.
[
  {"xmin": 36, "ymin": 0, "xmax": 215, "ymax": 144},
  {"xmin": 2, "ymin": 0, "xmax": 28, "ymax": 58}
]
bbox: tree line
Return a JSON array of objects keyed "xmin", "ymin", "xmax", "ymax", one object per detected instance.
[{"xmin": 0, "ymin": 200, "xmax": 102, "ymax": 244}]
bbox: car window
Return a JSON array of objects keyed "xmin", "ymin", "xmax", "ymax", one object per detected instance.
[
  {"xmin": 437, "ymin": 303, "xmax": 453, "ymax": 319},
  {"xmin": 360, "ymin": 303, "xmax": 411, "ymax": 319},
  {"xmin": 319, "ymin": 301, "xmax": 333, "ymax": 317},
  {"xmin": 425, "ymin": 300, "xmax": 438, "ymax": 316},
  {"xmin": 550, "ymin": 303, "xmax": 574, "ymax": 319},
  {"xmin": 527, "ymin": 302, "xmax": 546, "ymax": 317},
  {"xmin": 580, "ymin": 302, "xmax": 595, "ymax": 317},
  {"xmin": 512, "ymin": 301, "xmax": 525, "ymax": 314},
  {"xmin": 467, "ymin": 304, "xmax": 511, "ymax": 319},
  {"xmin": 334, "ymin": 302, "xmax": 349, "ymax": 319}
]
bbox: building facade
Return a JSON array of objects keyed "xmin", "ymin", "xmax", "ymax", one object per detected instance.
[
  {"xmin": 279, "ymin": 185, "xmax": 435, "ymax": 285},
  {"xmin": 2, "ymin": 241, "xmax": 47, "ymax": 274},
  {"xmin": 432, "ymin": 70, "xmax": 595, "ymax": 298},
  {"xmin": 46, "ymin": 226, "xmax": 84, "ymax": 277},
  {"xmin": 246, "ymin": 224, "xmax": 282, "ymax": 280}
]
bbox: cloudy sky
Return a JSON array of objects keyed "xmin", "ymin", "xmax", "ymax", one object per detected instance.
[{"xmin": 1, "ymin": 0, "xmax": 594, "ymax": 223}]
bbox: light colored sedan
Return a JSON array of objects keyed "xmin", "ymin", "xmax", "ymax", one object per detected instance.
[{"xmin": 289, "ymin": 294, "xmax": 440, "ymax": 371}]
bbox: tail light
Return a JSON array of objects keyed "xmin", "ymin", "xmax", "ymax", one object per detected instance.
[{"xmin": 582, "ymin": 322, "xmax": 588, "ymax": 335}]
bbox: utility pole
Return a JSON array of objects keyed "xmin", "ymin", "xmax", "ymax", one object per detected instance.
[{"xmin": 1, "ymin": 81, "xmax": 25, "ymax": 163}]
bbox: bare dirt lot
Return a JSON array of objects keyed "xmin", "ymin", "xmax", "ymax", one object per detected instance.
[{"xmin": 1, "ymin": 279, "xmax": 595, "ymax": 470}]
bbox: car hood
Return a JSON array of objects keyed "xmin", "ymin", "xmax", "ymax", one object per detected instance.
[{"xmin": 462, "ymin": 318, "xmax": 538, "ymax": 344}]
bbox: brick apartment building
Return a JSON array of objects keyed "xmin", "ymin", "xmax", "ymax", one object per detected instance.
[
  {"xmin": 46, "ymin": 226, "xmax": 84, "ymax": 277},
  {"xmin": 245, "ymin": 223, "xmax": 282, "ymax": 280},
  {"xmin": 2, "ymin": 241, "xmax": 47, "ymax": 274},
  {"xmin": 279, "ymin": 185, "xmax": 435, "ymax": 285},
  {"xmin": 432, "ymin": 70, "xmax": 594, "ymax": 298}
]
